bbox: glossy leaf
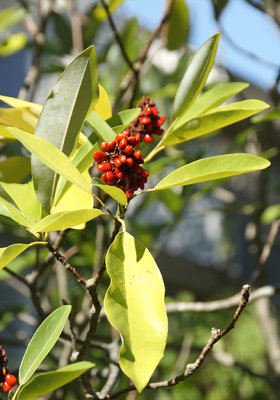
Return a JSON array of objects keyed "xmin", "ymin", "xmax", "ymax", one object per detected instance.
[
  {"xmin": 106, "ymin": 108, "xmax": 140, "ymax": 133},
  {"xmin": 31, "ymin": 209, "xmax": 102, "ymax": 232},
  {"xmin": 19, "ymin": 306, "xmax": 72, "ymax": 385},
  {"xmin": 167, "ymin": 0, "xmax": 189, "ymax": 51},
  {"xmin": 91, "ymin": 177, "xmax": 127, "ymax": 206},
  {"xmin": 9, "ymin": 128, "xmax": 92, "ymax": 196},
  {"xmin": 261, "ymin": 205, "xmax": 280, "ymax": 224},
  {"xmin": 0, "ymin": 195, "xmax": 32, "ymax": 228},
  {"xmin": 1, "ymin": 182, "xmax": 41, "ymax": 224},
  {"xmin": 148, "ymin": 154, "xmax": 270, "ymax": 192},
  {"xmin": 16, "ymin": 362, "xmax": 94, "ymax": 400},
  {"xmin": 86, "ymin": 109, "xmax": 116, "ymax": 142},
  {"xmin": 32, "ymin": 46, "xmax": 98, "ymax": 213},
  {"xmin": 164, "ymin": 100, "xmax": 269, "ymax": 146},
  {"xmin": 173, "ymin": 33, "xmax": 220, "ymax": 119},
  {"xmin": 0, "ymin": 242, "xmax": 45, "ymax": 271},
  {"xmin": 173, "ymin": 82, "xmax": 249, "ymax": 128},
  {"xmin": 0, "ymin": 95, "xmax": 42, "ymax": 113},
  {"xmin": 104, "ymin": 232, "xmax": 168, "ymax": 393},
  {"xmin": 0, "ymin": 156, "xmax": 30, "ymax": 183},
  {"xmin": 94, "ymin": 84, "xmax": 112, "ymax": 119},
  {"xmin": 0, "ymin": 108, "xmax": 37, "ymax": 133}
]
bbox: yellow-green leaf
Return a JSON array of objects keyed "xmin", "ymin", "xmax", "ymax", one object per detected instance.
[
  {"xmin": 16, "ymin": 362, "xmax": 94, "ymax": 400},
  {"xmin": 164, "ymin": 99, "xmax": 270, "ymax": 146},
  {"xmin": 94, "ymin": 84, "xmax": 112, "ymax": 119},
  {"xmin": 0, "ymin": 108, "xmax": 37, "ymax": 133},
  {"xmin": 31, "ymin": 209, "xmax": 102, "ymax": 232},
  {"xmin": 106, "ymin": 108, "xmax": 140, "ymax": 133},
  {"xmin": 0, "ymin": 156, "xmax": 30, "ymax": 182},
  {"xmin": 0, "ymin": 32, "xmax": 27, "ymax": 56},
  {"xmin": 0, "ymin": 242, "xmax": 46, "ymax": 271},
  {"xmin": 0, "ymin": 95, "xmax": 42, "ymax": 113},
  {"xmin": 149, "ymin": 154, "xmax": 270, "ymax": 191},
  {"xmin": 261, "ymin": 205, "xmax": 280, "ymax": 224},
  {"xmin": 0, "ymin": 195, "xmax": 32, "ymax": 228},
  {"xmin": 9, "ymin": 127, "xmax": 92, "ymax": 195},
  {"xmin": 104, "ymin": 232, "xmax": 168, "ymax": 393},
  {"xmin": 92, "ymin": 177, "xmax": 127, "ymax": 206},
  {"xmin": 166, "ymin": 0, "xmax": 189, "ymax": 51}
]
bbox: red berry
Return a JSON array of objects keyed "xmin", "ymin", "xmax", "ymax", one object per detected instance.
[
  {"xmin": 100, "ymin": 142, "xmax": 109, "ymax": 152},
  {"xmin": 97, "ymin": 162, "xmax": 112, "ymax": 172},
  {"xmin": 119, "ymin": 138, "xmax": 127, "ymax": 150},
  {"xmin": 106, "ymin": 171, "xmax": 115, "ymax": 181},
  {"xmin": 143, "ymin": 134, "xmax": 153, "ymax": 143},
  {"xmin": 5, "ymin": 374, "xmax": 17, "ymax": 387},
  {"xmin": 114, "ymin": 158, "xmax": 122, "ymax": 168},
  {"xmin": 128, "ymin": 136, "xmax": 137, "ymax": 146},
  {"xmin": 124, "ymin": 145, "xmax": 133, "ymax": 155},
  {"xmin": 107, "ymin": 140, "xmax": 116, "ymax": 150},
  {"xmin": 122, "ymin": 129, "xmax": 130, "ymax": 136},
  {"xmin": 151, "ymin": 107, "xmax": 159, "ymax": 116},
  {"xmin": 126, "ymin": 158, "xmax": 134, "ymax": 167},
  {"xmin": 145, "ymin": 107, "xmax": 152, "ymax": 115},
  {"xmin": 2, "ymin": 382, "xmax": 11, "ymax": 392},
  {"xmin": 133, "ymin": 150, "xmax": 142, "ymax": 159},
  {"xmin": 116, "ymin": 171, "xmax": 124, "ymax": 179},
  {"xmin": 126, "ymin": 188, "xmax": 134, "ymax": 198},
  {"xmin": 156, "ymin": 115, "xmax": 166, "ymax": 127},
  {"xmin": 116, "ymin": 133, "xmax": 124, "ymax": 142},
  {"xmin": 135, "ymin": 133, "xmax": 141, "ymax": 142},
  {"xmin": 119, "ymin": 155, "xmax": 127, "ymax": 164},
  {"xmin": 101, "ymin": 174, "xmax": 107, "ymax": 183},
  {"xmin": 93, "ymin": 151, "xmax": 106, "ymax": 162},
  {"xmin": 140, "ymin": 116, "xmax": 151, "ymax": 125}
]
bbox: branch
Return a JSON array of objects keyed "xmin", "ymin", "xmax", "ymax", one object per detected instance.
[{"xmin": 105, "ymin": 285, "xmax": 250, "ymax": 399}]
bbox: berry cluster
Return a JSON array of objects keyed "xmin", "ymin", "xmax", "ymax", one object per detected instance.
[
  {"xmin": 93, "ymin": 131, "xmax": 149, "ymax": 198},
  {"xmin": 93, "ymin": 97, "xmax": 166, "ymax": 198},
  {"xmin": 129, "ymin": 96, "xmax": 166, "ymax": 143},
  {"xmin": 0, "ymin": 346, "xmax": 17, "ymax": 393}
]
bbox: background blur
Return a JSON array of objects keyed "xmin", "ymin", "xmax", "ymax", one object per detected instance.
[{"xmin": 1, "ymin": 0, "xmax": 280, "ymax": 399}]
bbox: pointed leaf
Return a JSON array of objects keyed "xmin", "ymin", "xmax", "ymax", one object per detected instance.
[
  {"xmin": 86, "ymin": 109, "xmax": 116, "ymax": 142},
  {"xmin": 106, "ymin": 108, "xmax": 141, "ymax": 133},
  {"xmin": 0, "ymin": 242, "xmax": 46, "ymax": 271},
  {"xmin": 165, "ymin": 100, "xmax": 270, "ymax": 146},
  {"xmin": 1, "ymin": 182, "xmax": 41, "ymax": 224},
  {"xmin": 32, "ymin": 46, "xmax": 98, "ymax": 213},
  {"xmin": 0, "ymin": 95, "xmax": 42, "ymax": 112},
  {"xmin": 16, "ymin": 362, "xmax": 94, "ymax": 400},
  {"xmin": 92, "ymin": 177, "xmax": 127, "ymax": 205},
  {"xmin": 31, "ymin": 209, "xmax": 102, "ymax": 232},
  {"xmin": 173, "ymin": 33, "xmax": 220, "ymax": 119},
  {"xmin": 19, "ymin": 306, "xmax": 72, "ymax": 385},
  {"xmin": 94, "ymin": 84, "xmax": 112, "ymax": 119},
  {"xmin": 0, "ymin": 108, "xmax": 37, "ymax": 133},
  {"xmin": 173, "ymin": 82, "xmax": 249, "ymax": 128},
  {"xmin": 148, "ymin": 154, "xmax": 270, "ymax": 192},
  {"xmin": 9, "ymin": 128, "xmax": 92, "ymax": 196},
  {"xmin": 104, "ymin": 232, "xmax": 168, "ymax": 393},
  {"xmin": 0, "ymin": 195, "xmax": 32, "ymax": 228}
]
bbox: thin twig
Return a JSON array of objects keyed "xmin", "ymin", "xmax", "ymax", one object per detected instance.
[{"xmin": 104, "ymin": 285, "xmax": 250, "ymax": 399}]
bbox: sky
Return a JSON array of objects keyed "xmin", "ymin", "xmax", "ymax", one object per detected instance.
[{"xmin": 120, "ymin": 0, "xmax": 280, "ymax": 92}]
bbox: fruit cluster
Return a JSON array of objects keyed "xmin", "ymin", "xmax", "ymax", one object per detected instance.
[
  {"xmin": 129, "ymin": 96, "xmax": 166, "ymax": 143},
  {"xmin": 0, "ymin": 346, "xmax": 17, "ymax": 393},
  {"xmin": 93, "ymin": 132, "xmax": 149, "ymax": 199},
  {"xmin": 93, "ymin": 97, "xmax": 166, "ymax": 198}
]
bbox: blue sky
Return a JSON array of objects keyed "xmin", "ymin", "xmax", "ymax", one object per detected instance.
[{"xmin": 120, "ymin": 0, "xmax": 280, "ymax": 92}]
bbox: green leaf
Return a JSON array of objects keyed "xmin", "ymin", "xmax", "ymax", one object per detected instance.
[
  {"xmin": 164, "ymin": 100, "xmax": 270, "ymax": 146},
  {"xmin": 19, "ymin": 306, "xmax": 72, "ymax": 385},
  {"xmin": 251, "ymin": 108, "xmax": 280, "ymax": 123},
  {"xmin": 261, "ymin": 205, "xmax": 280, "ymax": 224},
  {"xmin": 0, "ymin": 33, "xmax": 27, "ymax": 56},
  {"xmin": 94, "ymin": 84, "xmax": 112, "ymax": 119},
  {"xmin": 0, "ymin": 156, "xmax": 31, "ymax": 183},
  {"xmin": 0, "ymin": 108, "xmax": 37, "ymax": 133},
  {"xmin": 173, "ymin": 82, "xmax": 250, "ymax": 128},
  {"xmin": 0, "ymin": 181, "xmax": 41, "ymax": 224},
  {"xmin": 0, "ymin": 95, "xmax": 42, "ymax": 113},
  {"xmin": 91, "ymin": 177, "xmax": 127, "ymax": 206},
  {"xmin": 31, "ymin": 209, "xmax": 103, "ymax": 232},
  {"xmin": 0, "ymin": 195, "xmax": 32, "ymax": 228},
  {"xmin": 16, "ymin": 362, "xmax": 94, "ymax": 400},
  {"xmin": 86, "ymin": 109, "xmax": 116, "ymax": 141},
  {"xmin": 173, "ymin": 33, "xmax": 220, "ymax": 119},
  {"xmin": 32, "ymin": 46, "xmax": 98, "ymax": 213},
  {"xmin": 106, "ymin": 108, "xmax": 140, "ymax": 133},
  {"xmin": 9, "ymin": 128, "xmax": 92, "ymax": 196},
  {"xmin": 0, "ymin": 242, "xmax": 45, "ymax": 271},
  {"xmin": 166, "ymin": 0, "xmax": 189, "ymax": 51},
  {"xmin": 148, "ymin": 154, "xmax": 270, "ymax": 191},
  {"xmin": 0, "ymin": 6, "xmax": 27, "ymax": 33},
  {"xmin": 104, "ymin": 232, "xmax": 168, "ymax": 393}
]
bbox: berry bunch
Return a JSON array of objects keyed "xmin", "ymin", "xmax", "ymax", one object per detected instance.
[
  {"xmin": 93, "ymin": 131, "xmax": 149, "ymax": 199},
  {"xmin": 129, "ymin": 96, "xmax": 166, "ymax": 143},
  {"xmin": 0, "ymin": 346, "xmax": 17, "ymax": 393}
]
